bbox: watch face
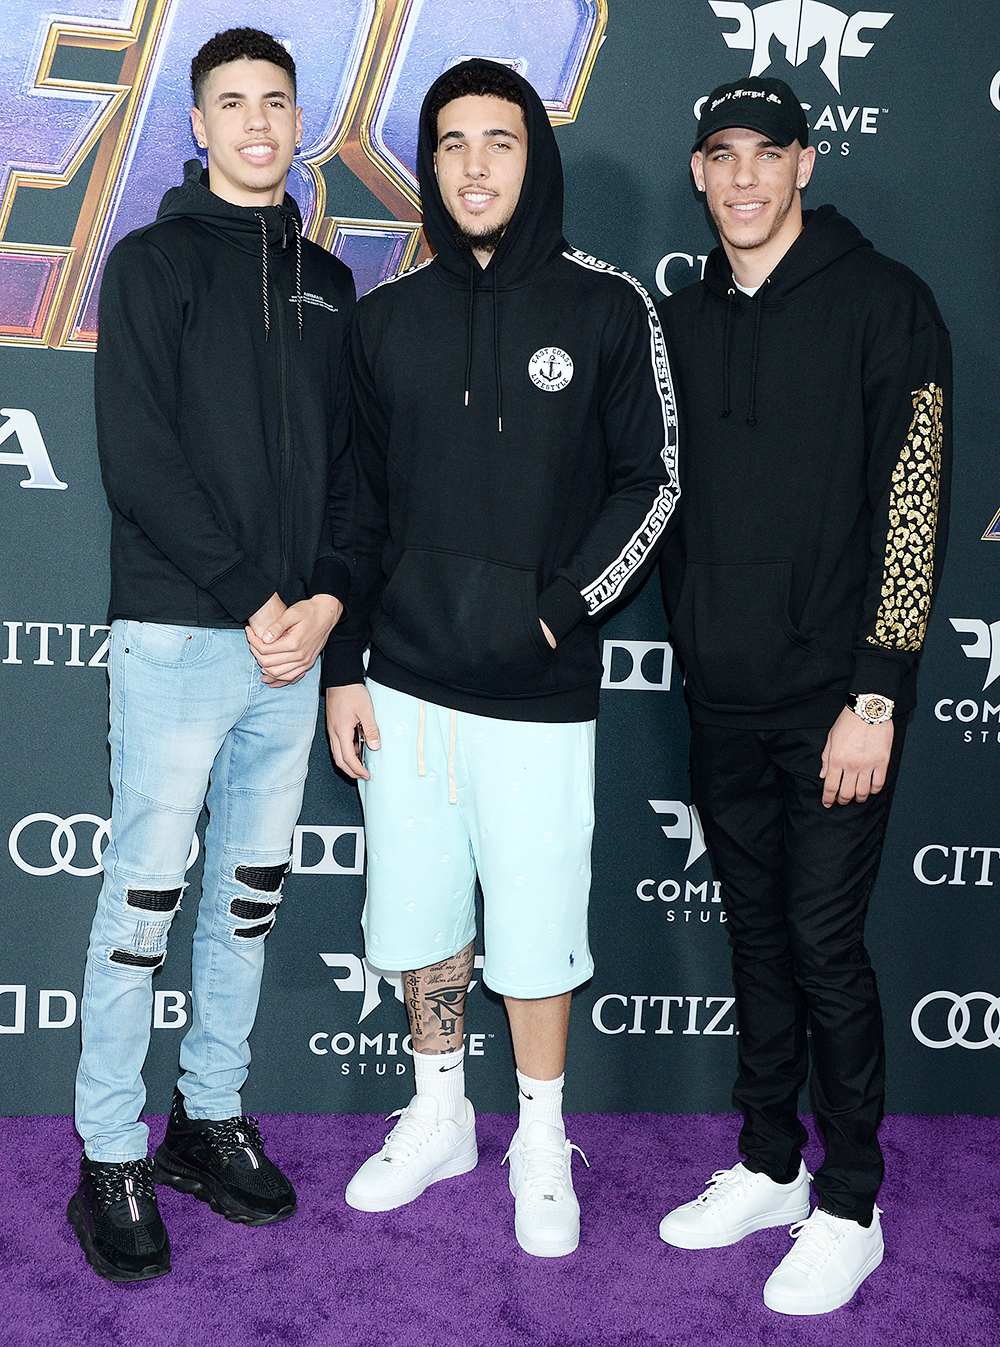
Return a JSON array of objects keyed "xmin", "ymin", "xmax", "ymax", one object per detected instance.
[{"xmin": 857, "ymin": 695, "xmax": 890, "ymax": 722}]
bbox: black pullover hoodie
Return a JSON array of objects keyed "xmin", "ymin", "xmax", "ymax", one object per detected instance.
[
  {"xmin": 658, "ymin": 205, "xmax": 951, "ymax": 728},
  {"xmin": 324, "ymin": 61, "xmax": 679, "ymax": 721},
  {"xmin": 96, "ymin": 160, "xmax": 355, "ymax": 628}
]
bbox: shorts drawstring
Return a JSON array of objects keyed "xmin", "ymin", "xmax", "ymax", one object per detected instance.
[{"xmin": 415, "ymin": 699, "xmax": 458, "ymax": 803}]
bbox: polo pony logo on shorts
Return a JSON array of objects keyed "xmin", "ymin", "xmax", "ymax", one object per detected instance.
[
  {"xmin": 709, "ymin": 0, "xmax": 893, "ymax": 93},
  {"xmin": 528, "ymin": 347, "xmax": 574, "ymax": 392}
]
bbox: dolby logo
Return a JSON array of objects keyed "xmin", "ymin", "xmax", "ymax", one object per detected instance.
[{"xmin": 601, "ymin": 639, "xmax": 673, "ymax": 691}]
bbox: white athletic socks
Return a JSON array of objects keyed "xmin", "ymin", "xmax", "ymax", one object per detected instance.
[
  {"xmin": 413, "ymin": 1045, "xmax": 466, "ymax": 1122},
  {"xmin": 516, "ymin": 1069, "xmax": 565, "ymax": 1135}
]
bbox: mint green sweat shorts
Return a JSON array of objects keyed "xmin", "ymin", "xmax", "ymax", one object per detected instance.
[{"xmin": 358, "ymin": 681, "xmax": 596, "ymax": 998}]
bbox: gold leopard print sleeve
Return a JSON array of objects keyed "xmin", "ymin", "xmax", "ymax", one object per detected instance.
[{"xmin": 869, "ymin": 382, "xmax": 944, "ymax": 653}]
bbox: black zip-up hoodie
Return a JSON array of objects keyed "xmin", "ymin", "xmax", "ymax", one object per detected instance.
[
  {"xmin": 658, "ymin": 206, "xmax": 951, "ymax": 728},
  {"xmin": 324, "ymin": 61, "xmax": 679, "ymax": 721},
  {"xmin": 96, "ymin": 160, "xmax": 355, "ymax": 628}
]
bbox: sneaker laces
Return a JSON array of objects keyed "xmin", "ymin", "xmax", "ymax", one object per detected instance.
[
  {"xmin": 690, "ymin": 1166, "xmax": 752, "ymax": 1210},
  {"xmin": 201, "ymin": 1115, "xmax": 266, "ymax": 1169},
  {"xmin": 784, "ymin": 1210, "xmax": 854, "ymax": 1272},
  {"xmin": 89, "ymin": 1159, "xmax": 157, "ymax": 1220},
  {"xmin": 502, "ymin": 1133, "xmax": 590, "ymax": 1200},
  {"xmin": 380, "ymin": 1106, "xmax": 442, "ymax": 1165}
]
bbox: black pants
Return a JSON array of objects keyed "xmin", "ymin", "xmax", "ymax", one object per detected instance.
[{"xmin": 689, "ymin": 720, "xmax": 906, "ymax": 1224}]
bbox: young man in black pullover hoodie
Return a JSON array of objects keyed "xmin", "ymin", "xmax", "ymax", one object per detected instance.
[
  {"xmin": 69, "ymin": 30, "xmax": 354, "ymax": 1282},
  {"xmin": 656, "ymin": 79, "xmax": 950, "ymax": 1314},
  {"xmin": 325, "ymin": 61, "xmax": 678, "ymax": 1257}
]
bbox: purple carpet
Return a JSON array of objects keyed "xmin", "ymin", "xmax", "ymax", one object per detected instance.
[{"xmin": 1, "ymin": 1112, "xmax": 997, "ymax": 1347}]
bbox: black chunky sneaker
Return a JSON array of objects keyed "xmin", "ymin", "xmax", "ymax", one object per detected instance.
[
  {"xmin": 67, "ymin": 1156, "xmax": 171, "ymax": 1283},
  {"xmin": 152, "ymin": 1088, "xmax": 297, "ymax": 1225}
]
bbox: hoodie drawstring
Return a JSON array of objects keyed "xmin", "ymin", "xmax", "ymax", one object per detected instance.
[
  {"xmin": 464, "ymin": 267, "xmax": 474, "ymax": 408},
  {"xmin": 256, "ymin": 211, "xmax": 270, "ymax": 340},
  {"xmin": 293, "ymin": 215, "xmax": 303, "ymax": 341},
  {"xmin": 746, "ymin": 291, "xmax": 763, "ymax": 427},
  {"xmin": 255, "ymin": 210, "xmax": 302, "ymax": 341},
  {"xmin": 462, "ymin": 266, "xmax": 504, "ymax": 433},
  {"xmin": 721, "ymin": 289, "xmax": 734, "ymax": 418},
  {"xmin": 492, "ymin": 268, "xmax": 502, "ymax": 434}
]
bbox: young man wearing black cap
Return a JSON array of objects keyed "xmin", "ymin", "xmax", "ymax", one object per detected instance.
[
  {"xmin": 325, "ymin": 59, "xmax": 677, "ymax": 1258},
  {"xmin": 656, "ymin": 77, "xmax": 950, "ymax": 1314}
]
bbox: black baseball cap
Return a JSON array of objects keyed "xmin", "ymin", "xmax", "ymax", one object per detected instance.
[{"xmin": 692, "ymin": 77, "xmax": 808, "ymax": 153}]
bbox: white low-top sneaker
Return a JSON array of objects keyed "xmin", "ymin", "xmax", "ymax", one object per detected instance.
[
  {"xmin": 344, "ymin": 1094, "xmax": 477, "ymax": 1212},
  {"xmin": 658, "ymin": 1160, "xmax": 811, "ymax": 1249},
  {"xmin": 503, "ymin": 1121, "xmax": 589, "ymax": 1258},
  {"xmin": 763, "ymin": 1207, "xmax": 884, "ymax": 1315}
]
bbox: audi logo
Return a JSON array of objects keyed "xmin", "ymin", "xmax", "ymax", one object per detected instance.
[
  {"xmin": 8, "ymin": 813, "xmax": 198, "ymax": 877},
  {"xmin": 910, "ymin": 991, "xmax": 1000, "ymax": 1050}
]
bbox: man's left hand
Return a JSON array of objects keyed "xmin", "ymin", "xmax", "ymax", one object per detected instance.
[
  {"xmin": 245, "ymin": 594, "xmax": 343, "ymax": 686},
  {"xmin": 819, "ymin": 706, "xmax": 894, "ymax": 808}
]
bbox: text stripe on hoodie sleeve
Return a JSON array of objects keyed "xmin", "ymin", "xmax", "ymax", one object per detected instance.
[{"xmin": 564, "ymin": 249, "xmax": 680, "ymax": 615}]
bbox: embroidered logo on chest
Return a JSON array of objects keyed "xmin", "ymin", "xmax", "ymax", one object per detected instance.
[{"xmin": 528, "ymin": 347, "xmax": 574, "ymax": 391}]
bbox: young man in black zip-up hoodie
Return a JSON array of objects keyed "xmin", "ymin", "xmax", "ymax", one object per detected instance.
[
  {"xmin": 69, "ymin": 29, "xmax": 354, "ymax": 1283},
  {"xmin": 656, "ymin": 79, "xmax": 950, "ymax": 1314},
  {"xmin": 325, "ymin": 61, "xmax": 678, "ymax": 1257}
]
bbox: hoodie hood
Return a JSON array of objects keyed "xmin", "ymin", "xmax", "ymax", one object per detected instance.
[
  {"xmin": 416, "ymin": 60, "xmax": 567, "ymax": 289},
  {"xmin": 157, "ymin": 160, "xmax": 304, "ymax": 338},
  {"xmin": 702, "ymin": 205, "xmax": 872, "ymax": 423},
  {"xmin": 703, "ymin": 204, "xmax": 871, "ymax": 304}
]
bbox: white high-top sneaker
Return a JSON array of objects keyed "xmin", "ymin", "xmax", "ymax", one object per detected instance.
[
  {"xmin": 658, "ymin": 1160, "xmax": 811, "ymax": 1248},
  {"xmin": 345, "ymin": 1094, "xmax": 477, "ymax": 1212}
]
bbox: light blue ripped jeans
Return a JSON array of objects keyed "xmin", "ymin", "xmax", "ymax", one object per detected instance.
[{"xmin": 75, "ymin": 620, "xmax": 319, "ymax": 1162}]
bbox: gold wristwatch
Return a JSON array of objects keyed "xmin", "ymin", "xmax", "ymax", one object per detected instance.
[{"xmin": 850, "ymin": 693, "xmax": 894, "ymax": 725}]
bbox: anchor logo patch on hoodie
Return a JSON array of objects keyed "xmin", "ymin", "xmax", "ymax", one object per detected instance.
[{"xmin": 528, "ymin": 347, "xmax": 574, "ymax": 392}]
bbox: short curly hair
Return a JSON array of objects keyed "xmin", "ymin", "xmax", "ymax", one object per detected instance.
[
  {"xmin": 191, "ymin": 28, "xmax": 296, "ymax": 109},
  {"xmin": 427, "ymin": 63, "xmax": 527, "ymax": 139}
]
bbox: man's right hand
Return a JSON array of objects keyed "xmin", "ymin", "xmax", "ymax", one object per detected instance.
[{"xmin": 326, "ymin": 683, "xmax": 381, "ymax": 780}]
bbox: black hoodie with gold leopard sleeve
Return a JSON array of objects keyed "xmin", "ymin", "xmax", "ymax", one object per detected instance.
[
  {"xmin": 323, "ymin": 60, "xmax": 679, "ymax": 721},
  {"xmin": 658, "ymin": 205, "xmax": 951, "ymax": 728}
]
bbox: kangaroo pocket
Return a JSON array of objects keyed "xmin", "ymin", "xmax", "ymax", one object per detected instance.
[
  {"xmin": 373, "ymin": 548, "xmax": 554, "ymax": 696},
  {"xmin": 670, "ymin": 560, "xmax": 822, "ymax": 711}
]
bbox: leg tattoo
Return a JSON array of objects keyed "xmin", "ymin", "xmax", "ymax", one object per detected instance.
[{"xmin": 403, "ymin": 942, "xmax": 475, "ymax": 1054}]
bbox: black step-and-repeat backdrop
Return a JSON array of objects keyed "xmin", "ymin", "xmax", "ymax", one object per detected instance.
[{"xmin": 2, "ymin": 0, "xmax": 998, "ymax": 1120}]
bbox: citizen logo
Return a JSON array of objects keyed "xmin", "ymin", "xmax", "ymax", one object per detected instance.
[
  {"xmin": 708, "ymin": 1, "xmax": 893, "ymax": 93},
  {"xmin": 912, "ymin": 846, "xmax": 1000, "ymax": 887},
  {"xmin": 2, "ymin": 622, "xmax": 110, "ymax": 668},
  {"xmin": 654, "ymin": 252, "xmax": 709, "ymax": 297},
  {"xmin": 592, "ymin": 993, "xmax": 736, "ymax": 1036},
  {"xmin": 601, "ymin": 640, "xmax": 674, "ymax": 691},
  {"xmin": 911, "ymin": 991, "xmax": 1000, "ymax": 1050},
  {"xmin": 649, "ymin": 799, "xmax": 707, "ymax": 869},
  {"xmin": 0, "ymin": 409, "xmax": 66, "ymax": 489}
]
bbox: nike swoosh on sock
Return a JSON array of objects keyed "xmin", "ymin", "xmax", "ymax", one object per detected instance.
[{"xmin": 439, "ymin": 1062, "xmax": 462, "ymax": 1072}]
